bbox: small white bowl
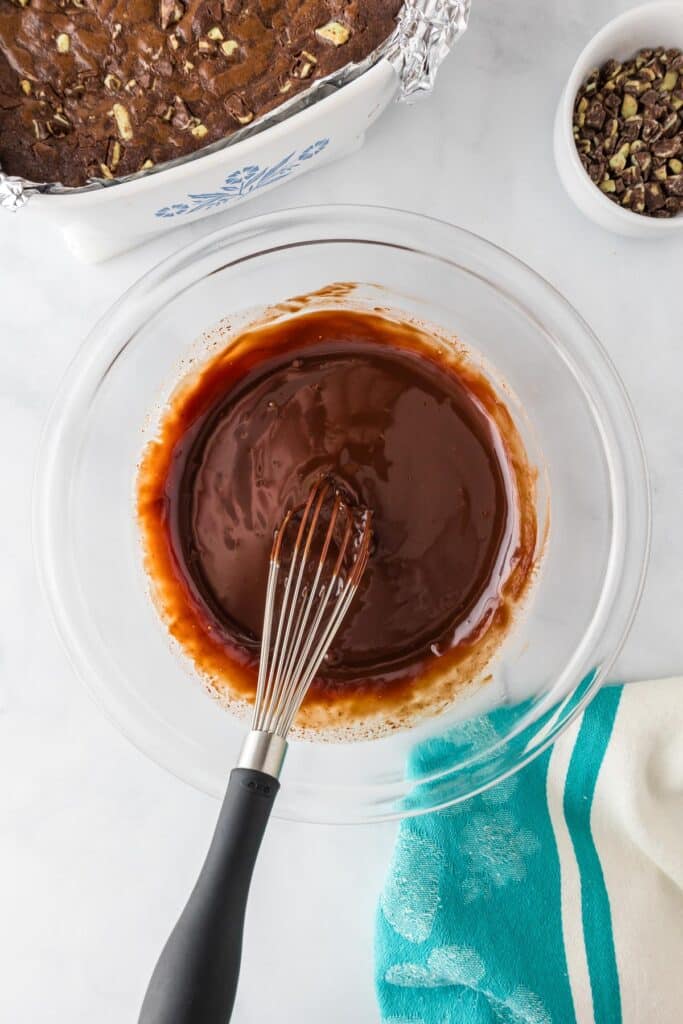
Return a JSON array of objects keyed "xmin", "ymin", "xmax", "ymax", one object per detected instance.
[{"xmin": 554, "ymin": 1, "xmax": 683, "ymax": 238}]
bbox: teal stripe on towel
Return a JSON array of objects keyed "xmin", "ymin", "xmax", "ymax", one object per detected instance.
[{"xmin": 563, "ymin": 686, "xmax": 623, "ymax": 1024}]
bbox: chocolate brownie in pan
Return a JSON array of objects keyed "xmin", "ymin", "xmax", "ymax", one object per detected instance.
[{"xmin": 0, "ymin": 0, "xmax": 401, "ymax": 186}]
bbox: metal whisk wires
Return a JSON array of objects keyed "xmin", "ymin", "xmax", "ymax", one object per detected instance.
[{"xmin": 253, "ymin": 479, "xmax": 371, "ymax": 738}]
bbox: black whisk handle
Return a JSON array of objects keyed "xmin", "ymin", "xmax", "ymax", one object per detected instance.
[{"xmin": 138, "ymin": 767, "xmax": 279, "ymax": 1024}]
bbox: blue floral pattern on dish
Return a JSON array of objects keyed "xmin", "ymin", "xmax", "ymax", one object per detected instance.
[{"xmin": 154, "ymin": 139, "xmax": 329, "ymax": 218}]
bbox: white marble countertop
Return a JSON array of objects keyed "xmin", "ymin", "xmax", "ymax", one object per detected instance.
[{"xmin": 1, "ymin": 1, "xmax": 681, "ymax": 1020}]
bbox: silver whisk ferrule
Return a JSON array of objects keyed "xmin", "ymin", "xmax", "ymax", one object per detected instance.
[{"xmin": 237, "ymin": 730, "xmax": 288, "ymax": 777}]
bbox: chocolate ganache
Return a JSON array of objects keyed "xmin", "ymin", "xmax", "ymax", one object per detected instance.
[{"xmin": 138, "ymin": 307, "xmax": 537, "ymax": 733}]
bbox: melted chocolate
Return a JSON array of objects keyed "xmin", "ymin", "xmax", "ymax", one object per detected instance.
[{"xmin": 160, "ymin": 310, "xmax": 519, "ymax": 690}]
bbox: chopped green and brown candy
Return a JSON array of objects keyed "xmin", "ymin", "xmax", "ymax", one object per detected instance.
[{"xmin": 573, "ymin": 47, "xmax": 683, "ymax": 217}]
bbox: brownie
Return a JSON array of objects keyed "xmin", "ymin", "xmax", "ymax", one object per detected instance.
[{"xmin": 0, "ymin": 0, "xmax": 401, "ymax": 186}]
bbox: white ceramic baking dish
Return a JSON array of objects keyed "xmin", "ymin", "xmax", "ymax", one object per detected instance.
[{"xmin": 0, "ymin": 0, "xmax": 471, "ymax": 261}]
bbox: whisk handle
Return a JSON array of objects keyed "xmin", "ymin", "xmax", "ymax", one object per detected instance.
[{"xmin": 138, "ymin": 767, "xmax": 279, "ymax": 1024}]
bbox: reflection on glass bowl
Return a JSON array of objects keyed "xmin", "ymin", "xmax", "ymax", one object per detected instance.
[{"xmin": 33, "ymin": 206, "xmax": 649, "ymax": 823}]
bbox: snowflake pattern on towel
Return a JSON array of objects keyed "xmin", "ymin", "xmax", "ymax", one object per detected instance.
[
  {"xmin": 379, "ymin": 724, "xmax": 550, "ymax": 1023},
  {"xmin": 451, "ymin": 803, "xmax": 541, "ymax": 903},
  {"xmin": 381, "ymin": 831, "xmax": 445, "ymax": 943},
  {"xmin": 385, "ymin": 947, "xmax": 551, "ymax": 1024}
]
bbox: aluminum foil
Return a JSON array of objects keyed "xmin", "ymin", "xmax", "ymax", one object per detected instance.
[
  {"xmin": 388, "ymin": 0, "xmax": 471, "ymax": 99},
  {"xmin": 0, "ymin": 0, "xmax": 470, "ymax": 210}
]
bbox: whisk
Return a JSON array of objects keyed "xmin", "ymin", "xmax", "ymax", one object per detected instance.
[{"xmin": 138, "ymin": 478, "xmax": 372, "ymax": 1024}]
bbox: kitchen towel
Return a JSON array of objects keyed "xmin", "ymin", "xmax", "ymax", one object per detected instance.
[{"xmin": 376, "ymin": 676, "xmax": 683, "ymax": 1024}]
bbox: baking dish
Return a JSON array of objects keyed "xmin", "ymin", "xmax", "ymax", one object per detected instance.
[{"xmin": 0, "ymin": 0, "xmax": 471, "ymax": 262}]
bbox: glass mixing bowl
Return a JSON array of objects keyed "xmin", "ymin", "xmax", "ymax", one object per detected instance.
[{"xmin": 33, "ymin": 206, "xmax": 650, "ymax": 823}]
